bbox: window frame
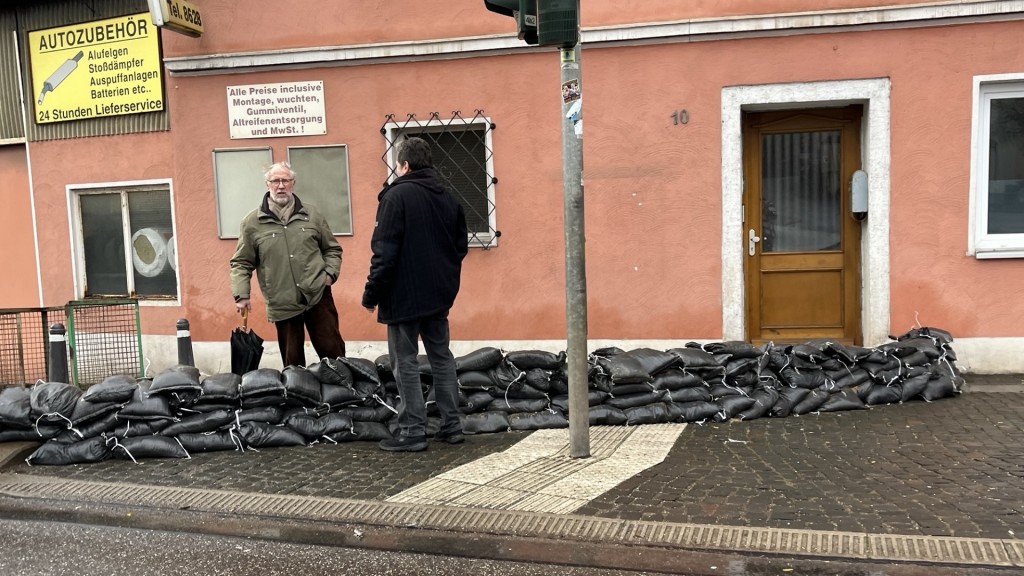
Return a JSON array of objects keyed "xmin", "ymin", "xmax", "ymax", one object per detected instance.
[
  {"xmin": 286, "ymin": 144, "xmax": 354, "ymax": 236},
  {"xmin": 969, "ymin": 74, "xmax": 1024, "ymax": 259},
  {"xmin": 385, "ymin": 116, "xmax": 497, "ymax": 248},
  {"xmin": 67, "ymin": 178, "xmax": 180, "ymax": 305},
  {"xmin": 213, "ymin": 147, "xmax": 274, "ymax": 239}
]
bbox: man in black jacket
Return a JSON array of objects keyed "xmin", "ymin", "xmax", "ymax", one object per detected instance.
[{"xmin": 362, "ymin": 137, "xmax": 469, "ymax": 452}]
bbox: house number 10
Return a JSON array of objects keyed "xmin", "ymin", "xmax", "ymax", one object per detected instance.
[{"xmin": 671, "ymin": 109, "xmax": 690, "ymax": 125}]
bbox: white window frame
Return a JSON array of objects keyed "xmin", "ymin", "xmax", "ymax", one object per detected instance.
[
  {"xmin": 969, "ymin": 74, "xmax": 1024, "ymax": 259},
  {"xmin": 385, "ymin": 116, "xmax": 497, "ymax": 248},
  {"xmin": 67, "ymin": 178, "xmax": 180, "ymax": 305}
]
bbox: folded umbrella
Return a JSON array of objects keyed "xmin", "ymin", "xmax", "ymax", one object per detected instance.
[{"xmin": 231, "ymin": 308, "xmax": 264, "ymax": 376}]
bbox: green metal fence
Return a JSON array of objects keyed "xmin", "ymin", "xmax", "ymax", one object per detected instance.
[{"xmin": 0, "ymin": 299, "xmax": 143, "ymax": 387}]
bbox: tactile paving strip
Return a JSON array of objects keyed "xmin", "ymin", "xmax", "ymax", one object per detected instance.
[{"xmin": 386, "ymin": 424, "xmax": 685, "ymax": 514}]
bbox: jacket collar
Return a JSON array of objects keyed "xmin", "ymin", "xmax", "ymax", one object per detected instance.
[{"xmin": 259, "ymin": 192, "xmax": 308, "ymax": 222}]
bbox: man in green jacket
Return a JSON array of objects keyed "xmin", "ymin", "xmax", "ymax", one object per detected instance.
[{"xmin": 230, "ymin": 162, "xmax": 346, "ymax": 367}]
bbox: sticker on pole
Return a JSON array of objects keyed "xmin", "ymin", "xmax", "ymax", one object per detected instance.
[{"xmin": 565, "ymin": 98, "xmax": 582, "ymax": 138}]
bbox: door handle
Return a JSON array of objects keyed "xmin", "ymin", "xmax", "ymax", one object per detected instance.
[{"xmin": 748, "ymin": 229, "xmax": 761, "ymax": 256}]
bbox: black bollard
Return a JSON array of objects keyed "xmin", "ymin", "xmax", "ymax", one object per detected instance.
[
  {"xmin": 48, "ymin": 323, "xmax": 69, "ymax": 384},
  {"xmin": 176, "ymin": 318, "xmax": 195, "ymax": 367}
]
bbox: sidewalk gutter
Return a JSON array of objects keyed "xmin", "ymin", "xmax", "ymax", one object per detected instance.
[{"xmin": 0, "ymin": 473, "xmax": 1020, "ymax": 575}]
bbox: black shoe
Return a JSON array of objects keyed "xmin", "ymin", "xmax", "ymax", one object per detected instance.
[
  {"xmin": 379, "ymin": 435, "xmax": 427, "ymax": 452},
  {"xmin": 434, "ymin": 429, "xmax": 465, "ymax": 445}
]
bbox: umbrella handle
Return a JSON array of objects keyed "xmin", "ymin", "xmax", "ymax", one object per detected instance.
[{"xmin": 242, "ymin": 307, "xmax": 248, "ymax": 332}]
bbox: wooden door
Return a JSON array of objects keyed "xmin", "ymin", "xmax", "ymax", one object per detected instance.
[{"xmin": 743, "ymin": 107, "xmax": 863, "ymax": 345}]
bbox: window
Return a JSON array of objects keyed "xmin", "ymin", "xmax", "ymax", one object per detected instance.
[
  {"xmin": 213, "ymin": 147, "xmax": 273, "ymax": 239},
  {"xmin": 971, "ymin": 77, "xmax": 1024, "ymax": 258},
  {"xmin": 71, "ymin": 181, "xmax": 178, "ymax": 300},
  {"xmin": 382, "ymin": 112, "xmax": 498, "ymax": 247},
  {"xmin": 287, "ymin": 145, "xmax": 353, "ymax": 235}
]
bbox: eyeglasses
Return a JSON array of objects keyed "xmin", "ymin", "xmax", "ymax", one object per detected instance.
[{"xmin": 267, "ymin": 178, "xmax": 294, "ymax": 185}]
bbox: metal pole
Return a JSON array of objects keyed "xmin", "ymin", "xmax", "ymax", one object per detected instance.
[
  {"xmin": 47, "ymin": 323, "xmax": 69, "ymax": 384},
  {"xmin": 176, "ymin": 318, "xmax": 195, "ymax": 367},
  {"xmin": 560, "ymin": 42, "xmax": 589, "ymax": 458}
]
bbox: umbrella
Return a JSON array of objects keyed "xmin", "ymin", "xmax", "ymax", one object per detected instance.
[{"xmin": 231, "ymin": 308, "xmax": 264, "ymax": 376}]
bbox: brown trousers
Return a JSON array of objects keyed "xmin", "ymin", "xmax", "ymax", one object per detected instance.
[{"xmin": 274, "ymin": 286, "xmax": 346, "ymax": 367}]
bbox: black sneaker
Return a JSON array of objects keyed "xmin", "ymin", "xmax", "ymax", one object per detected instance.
[
  {"xmin": 434, "ymin": 429, "xmax": 465, "ymax": 445},
  {"xmin": 379, "ymin": 435, "xmax": 427, "ymax": 452}
]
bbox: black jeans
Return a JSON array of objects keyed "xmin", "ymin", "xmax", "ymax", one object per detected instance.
[
  {"xmin": 274, "ymin": 286, "xmax": 346, "ymax": 367},
  {"xmin": 388, "ymin": 312, "xmax": 461, "ymax": 438}
]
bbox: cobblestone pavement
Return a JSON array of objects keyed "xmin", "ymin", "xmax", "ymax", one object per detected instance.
[{"xmin": 7, "ymin": 391, "xmax": 1024, "ymax": 540}]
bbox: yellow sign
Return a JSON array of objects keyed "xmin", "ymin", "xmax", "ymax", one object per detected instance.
[
  {"xmin": 29, "ymin": 13, "xmax": 164, "ymax": 124},
  {"xmin": 147, "ymin": 0, "xmax": 204, "ymax": 38}
]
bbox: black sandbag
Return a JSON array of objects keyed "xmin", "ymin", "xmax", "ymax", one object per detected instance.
[
  {"xmin": 921, "ymin": 369, "xmax": 962, "ymax": 401},
  {"xmin": 505, "ymin": 350, "xmax": 566, "ymax": 371},
  {"xmin": 624, "ymin": 402, "xmax": 672, "ymax": 425},
  {"xmin": 666, "ymin": 347, "xmax": 720, "ymax": 369},
  {"xmin": 604, "ymin": 390, "xmax": 667, "ymax": 410},
  {"xmin": 112, "ymin": 435, "xmax": 190, "ymax": 461},
  {"xmin": 282, "ymin": 365, "xmax": 322, "ymax": 406},
  {"xmin": 189, "ymin": 402, "xmax": 239, "ymax": 413},
  {"xmin": 234, "ymin": 406, "xmax": 284, "ymax": 425},
  {"xmin": 667, "ymin": 386, "xmax": 712, "ymax": 403},
  {"xmin": 0, "ymin": 385, "xmax": 33, "ymax": 429},
  {"xmin": 239, "ymin": 392, "xmax": 287, "ymax": 408},
  {"xmin": 65, "ymin": 412, "xmax": 118, "ymax": 439},
  {"xmin": 709, "ymin": 382, "xmax": 748, "ymax": 399},
  {"xmin": 283, "ymin": 413, "xmax": 324, "ymax": 439},
  {"xmin": 588, "ymin": 405, "xmax": 628, "ymax": 425},
  {"xmin": 455, "ymin": 347, "xmax": 504, "ymax": 372},
  {"xmin": 239, "ymin": 368, "xmax": 285, "ymax": 398},
  {"xmin": 177, "ymin": 429, "xmax": 242, "ymax": 453},
  {"xmin": 900, "ymin": 372, "xmax": 931, "ymax": 401},
  {"xmin": 770, "ymin": 387, "xmax": 810, "ymax": 418},
  {"xmin": 108, "ymin": 417, "xmax": 173, "ymax": 438},
  {"xmin": 307, "ymin": 357, "xmax": 354, "ymax": 387},
  {"xmin": 738, "ymin": 387, "xmax": 780, "ymax": 421},
  {"xmin": 600, "ymin": 348, "xmax": 678, "ymax": 384},
  {"xmin": 0, "ymin": 427, "xmax": 58, "ymax": 442},
  {"xmin": 488, "ymin": 358, "xmax": 525, "ymax": 389},
  {"xmin": 26, "ymin": 436, "xmax": 111, "ymax": 465},
  {"xmin": 117, "ymin": 381, "xmax": 173, "ymax": 420},
  {"xmin": 590, "ymin": 346, "xmax": 626, "ymax": 358},
  {"xmin": 551, "ymin": 391, "xmax": 607, "ymax": 412},
  {"xmin": 321, "ymin": 383, "xmax": 361, "ymax": 408},
  {"xmin": 457, "ymin": 370, "xmax": 496, "ymax": 390},
  {"xmin": 509, "ymin": 411, "xmax": 569, "ymax": 431},
  {"xmin": 523, "ymin": 368, "xmax": 553, "ymax": 392},
  {"xmin": 339, "ymin": 357, "xmax": 380, "ymax": 385},
  {"xmin": 160, "ymin": 409, "xmax": 235, "ymax": 436},
  {"xmin": 865, "ymin": 384, "xmax": 903, "ymax": 405},
  {"xmin": 200, "ymin": 373, "xmax": 241, "ymax": 402},
  {"xmin": 669, "ymin": 400, "xmax": 720, "ymax": 423},
  {"xmin": 724, "ymin": 357, "xmax": 759, "ymax": 378},
  {"xmin": 503, "ymin": 381, "xmax": 549, "ymax": 400},
  {"xmin": 461, "ymin": 411, "xmax": 511, "ymax": 434},
  {"xmin": 833, "ymin": 367, "xmax": 872, "ymax": 389},
  {"xmin": 327, "ymin": 420, "xmax": 392, "ymax": 442},
  {"xmin": 338, "ymin": 404, "xmax": 395, "ymax": 423},
  {"xmin": 713, "ymin": 395, "xmax": 756, "ymax": 421},
  {"xmin": 609, "ymin": 382, "xmax": 655, "ymax": 396},
  {"xmin": 651, "ymin": 367, "xmax": 704, "ymax": 391},
  {"xmin": 237, "ymin": 421, "xmax": 307, "ymax": 447},
  {"xmin": 849, "ymin": 380, "xmax": 875, "ymax": 402},
  {"xmin": 487, "ymin": 397, "xmax": 549, "ymax": 413},
  {"xmin": 69, "ymin": 398, "xmax": 122, "ymax": 426},
  {"xmin": 701, "ymin": 340, "xmax": 763, "ymax": 359},
  {"xmin": 791, "ymin": 388, "xmax": 831, "ymax": 414},
  {"xmin": 149, "ymin": 365, "xmax": 202, "ymax": 395},
  {"xmin": 778, "ymin": 366, "xmax": 827, "ymax": 389},
  {"xmin": 30, "ymin": 381, "xmax": 83, "ymax": 424},
  {"xmin": 82, "ymin": 374, "xmax": 137, "ymax": 403},
  {"xmin": 726, "ymin": 370, "xmax": 759, "ymax": 388},
  {"xmin": 461, "ymin": 390, "xmax": 494, "ymax": 413},
  {"xmin": 817, "ymin": 389, "xmax": 867, "ymax": 412}
]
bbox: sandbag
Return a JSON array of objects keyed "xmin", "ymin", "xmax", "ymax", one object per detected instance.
[
  {"xmin": 523, "ymin": 368, "xmax": 553, "ymax": 392},
  {"xmin": 669, "ymin": 400, "xmax": 720, "ymax": 423},
  {"xmin": 327, "ymin": 421, "xmax": 392, "ymax": 442},
  {"xmin": 489, "ymin": 358, "xmax": 525, "ymax": 389},
  {"xmin": 308, "ymin": 357, "xmax": 354, "ymax": 387},
  {"xmin": 817, "ymin": 389, "xmax": 867, "ymax": 412},
  {"xmin": 30, "ymin": 381, "xmax": 83, "ymax": 424},
  {"xmin": 117, "ymin": 381, "xmax": 173, "ymax": 420},
  {"xmin": 149, "ymin": 365, "xmax": 202, "ymax": 395},
  {"xmin": 27, "ymin": 436, "xmax": 111, "ymax": 466},
  {"xmin": 69, "ymin": 398, "xmax": 122, "ymax": 426},
  {"xmin": 177, "ymin": 429, "xmax": 243, "ymax": 453},
  {"xmin": 503, "ymin": 381, "xmax": 550, "ymax": 400},
  {"xmin": 112, "ymin": 436, "xmax": 190, "ymax": 461},
  {"xmin": 702, "ymin": 341, "xmax": 764, "ymax": 359},
  {"xmin": 666, "ymin": 347, "xmax": 720, "ymax": 369},
  {"xmin": 82, "ymin": 374, "xmax": 137, "ymax": 403},
  {"xmin": 461, "ymin": 390, "xmax": 495, "ymax": 413},
  {"xmin": 339, "ymin": 405, "xmax": 396, "ymax": 423},
  {"xmin": 321, "ymin": 383, "xmax": 361, "ymax": 408},
  {"xmin": 505, "ymin": 350, "xmax": 566, "ymax": 371},
  {"xmin": 199, "ymin": 373, "xmax": 241, "ymax": 402},
  {"xmin": 457, "ymin": 370, "xmax": 496, "ymax": 390},
  {"xmin": 604, "ymin": 390, "xmax": 667, "ymax": 410},
  {"xmin": 900, "ymin": 372, "xmax": 931, "ymax": 401},
  {"xmin": 282, "ymin": 366, "xmax": 322, "ymax": 406},
  {"xmin": 160, "ymin": 409, "xmax": 235, "ymax": 436},
  {"xmin": 865, "ymin": 384, "xmax": 902, "ymax": 405},
  {"xmin": 234, "ymin": 406, "xmax": 284, "ymax": 426},
  {"xmin": 651, "ymin": 367, "xmax": 704, "ymax": 391},
  {"xmin": 624, "ymin": 402, "xmax": 672, "ymax": 425},
  {"xmin": 509, "ymin": 411, "xmax": 569, "ymax": 430},
  {"xmin": 597, "ymin": 348, "xmax": 678, "ymax": 384},
  {"xmin": 455, "ymin": 347, "xmax": 504, "ymax": 373},
  {"xmin": 239, "ymin": 368, "xmax": 285, "ymax": 398},
  {"xmin": 0, "ymin": 385, "xmax": 33, "ymax": 429},
  {"xmin": 237, "ymin": 422, "xmax": 307, "ymax": 448},
  {"xmin": 587, "ymin": 405, "xmax": 628, "ymax": 425},
  {"xmin": 109, "ymin": 417, "xmax": 173, "ymax": 438},
  {"xmin": 487, "ymin": 397, "xmax": 548, "ymax": 413},
  {"xmin": 338, "ymin": 357, "xmax": 380, "ymax": 384},
  {"xmin": 738, "ymin": 387, "xmax": 780, "ymax": 421},
  {"xmin": 714, "ymin": 395, "xmax": 756, "ymax": 422},
  {"xmin": 667, "ymin": 386, "xmax": 712, "ymax": 403},
  {"xmin": 770, "ymin": 387, "xmax": 810, "ymax": 418},
  {"xmin": 461, "ymin": 411, "xmax": 510, "ymax": 434}
]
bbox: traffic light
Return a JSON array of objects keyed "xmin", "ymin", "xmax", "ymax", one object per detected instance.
[
  {"xmin": 537, "ymin": 0, "xmax": 578, "ymax": 49},
  {"xmin": 484, "ymin": 0, "xmax": 539, "ymax": 46}
]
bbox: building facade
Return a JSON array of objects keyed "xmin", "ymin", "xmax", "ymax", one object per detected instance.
[{"xmin": 1, "ymin": 0, "xmax": 1022, "ymax": 375}]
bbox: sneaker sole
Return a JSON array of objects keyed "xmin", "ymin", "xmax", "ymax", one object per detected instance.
[
  {"xmin": 436, "ymin": 435, "xmax": 464, "ymax": 445},
  {"xmin": 379, "ymin": 442, "xmax": 427, "ymax": 452}
]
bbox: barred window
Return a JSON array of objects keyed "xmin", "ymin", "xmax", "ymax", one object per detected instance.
[{"xmin": 382, "ymin": 111, "xmax": 499, "ymax": 248}]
